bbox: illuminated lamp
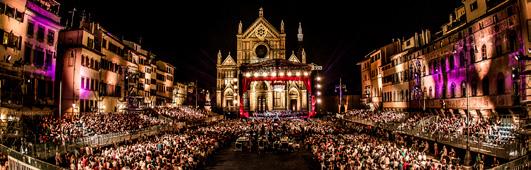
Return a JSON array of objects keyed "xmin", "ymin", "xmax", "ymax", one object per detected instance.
[
  {"xmin": 262, "ymin": 72, "xmax": 268, "ymax": 77},
  {"xmin": 296, "ymin": 72, "xmax": 301, "ymax": 76},
  {"xmin": 271, "ymin": 72, "xmax": 277, "ymax": 77},
  {"xmin": 317, "ymin": 84, "xmax": 322, "ymax": 89},
  {"xmin": 279, "ymin": 72, "xmax": 285, "ymax": 77},
  {"xmin": 317, "ymin": 91, "xmax": 321, "ymax": 96},
  {"xmin": 287, "ymin": 72, "xmax": 292, "ymax": 76},
  {"xmin": 303, "ymin": 72, "xmax": 309, "ymax": 76},
  {"xmin": 245, "ymin": 72, "xmax": 251, "ymax": 77},
  {"xmin": 254, "ymin": 72, "xmax": 259, "ymax": 77},
  {"xmin": 317, "ymin": 98, "xmax": 322, "ymax": 103},
  {"xmin": 316, "ymin": 77, "xmax": 322, "ymax": 81}
]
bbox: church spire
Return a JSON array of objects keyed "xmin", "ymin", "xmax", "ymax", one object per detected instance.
[
  {"xmin": 280, "ymin": 20, "xmax": 285, "ymax": 34},
  {"xmin": 238, "ymin": 20, "xmax": 242, "ymax": 34},
  {"xmin": 297, "ymin": 22, "xmax": 303, "ymax": 42},
  {"xmin": 259, "ymin": 7, "xmax": 264, "ymax": 17},
  {"xmin": 217, "ymin": 50, "xmax": 222, "ymax": 65}
]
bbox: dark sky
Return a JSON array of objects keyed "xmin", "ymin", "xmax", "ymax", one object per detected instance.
[{"xmin": 58, "ymin": 0, "xmax": 461, "ymax": 95}]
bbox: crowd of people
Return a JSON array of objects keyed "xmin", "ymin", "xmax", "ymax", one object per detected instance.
[
  {"xmin": 58, "ymin": 120, "xmax": 246, "ymax": 169},
  {"xmin": 24, "ymin": 112, "xmax": 167, "ymax": 145},
  {"xmin": 3, "ymin": 107, "xmax": 519, "ymax": 169},
  {"xmin": 305, "ymin": 120, "xmax": 468, "ymax": 169},
  {"xmin": 346, "ymin": 109, "xmax": 521, "ymax": 147},
  {"xmin": 252, "ymin": 111, "xmax": 308, "ymax": 119},
  {"xmin": 150, "ymin": 106, "xmax": 211, "ymax": 124}
]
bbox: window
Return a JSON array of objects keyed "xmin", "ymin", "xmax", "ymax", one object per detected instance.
[
  {"xmin": 481, "ymin": 44, "xmax": 487, "ymax": 60},
  {"xmin": 429, "ymin": 87, "xmax": 433, "ymax": 99},
  {"xmin": 90, "ymin": 79, "xmax": 95, "ymax": 91},
  {"xmin": 449, "ymin": 55, "xmax": 454, "ymax": 70},
  {"xmin": 470, "ymin": 1, "xmax": 478, "ymax": 11},
  {"xmin": 442, "ymin": 84, "xmax": 447, "ymax": 99},
  {"xmin": 5, "ymin": 5, "xmax": 13, "ymax": 18},
  {"xmin": 86, "ymin": 78, "xmax": 90, "ymax": 91},
  {"xmin": 34, "ymin": 48, "xmax": 44, "ymax": 67},
  {"xmin": 37, "ymin": 26, "xmax": 45, "ymax": 42},
  {"xmin": 482, "ymin": 77, "xmax": 490, "ymax": 96},
  {"xmin": 459, "ymin": 52, "xmax": 466, "ymax": 67},
  {"xmin": 87, "ymin": 38, "xmax": 94, "ymax": 49},
  {"xmin": 0, "ymin": 3, "xmax": 4, "ymax": 14},
  {"xmin": 461, "ymin": 81, "xmax": 467, "ymax": 97},
  {"xmin": 45, "ymin": 50, "xmax": 53, "ymax": 68},
  {"xmin": 27, "ymin": 21, "xmax": 34, "ymax": 37},
  {"xmin": 102, "ymin": 39, "xmax": 107, "ymax": 49},
  {"xmin": 451, "ymin": 83, "xmax": 456, "ymax": 98},
  {"xmin": 47, "ymin": 30, "xmax": 55, "ymax": 45},
  {"xmin": 24, "ymin": 44, "xmax": 32, "ymax": 64},
  {"xmin": 441, "ymin": 57, "xmax": 446, "ymax": 73},
  {"xmin": 81, "ymin": 77, "xmax": 85, "ymax": 89},
  {"xmin": 15, "ymin": 10, "xmax": 23, "ymax": 22},
  {"xmin": 497, "ymin": 73, "xmax": 504, "ymax": 95}
]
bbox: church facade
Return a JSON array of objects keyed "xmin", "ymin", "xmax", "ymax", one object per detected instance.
[{"xmin": 216, "ymin": 8, "xmax": 316, "ymax": 117}]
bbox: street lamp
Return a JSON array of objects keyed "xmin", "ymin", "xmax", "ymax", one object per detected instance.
[{"xmin": 335, "ymin": 77, "xmax": 347, "ymax": 113}]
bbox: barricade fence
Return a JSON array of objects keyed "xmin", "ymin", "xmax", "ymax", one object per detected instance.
[
  {"xmin": 0, "ymin": 144, "xmax": 64, "ymax": 170},
  {"xmin": 342, "ymin": 116, "xmax": 526, "ymax": 160}
]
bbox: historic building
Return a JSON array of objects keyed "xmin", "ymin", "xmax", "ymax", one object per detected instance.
[
  {"xmin": 173, "ymin": 82, "xmax": 188, "ymax": 107},
  {"xmin": 216, "ymin": 8, "xmax": 318, "ymax": 117},
  {"xmin": 0, "ymin": 0, "xmax": 62, "ymax": 117},
  {"xmin": 359, "ymin": 0, "xmax": 530, "ymax": 120},
  {"xmin": 155, "ymin": 60, "xmax": 174, "ymax": 106},
  {"xmin": 59, "ymin": 17, "xmax": 175, "ymax": 114}
]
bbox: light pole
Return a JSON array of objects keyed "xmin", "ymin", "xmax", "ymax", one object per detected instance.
[
  {"xmin": 315, "ymin": 75, "xmax": 322, "ymax": 114},
  {"xmin": 335, "ymin": 77, "xmax": 347, "ymax": 113}
]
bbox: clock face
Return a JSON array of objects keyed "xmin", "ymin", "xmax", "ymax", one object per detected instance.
[{"xmin": 255, "ymin": 45, "xmax": 268, "ymax": 58}]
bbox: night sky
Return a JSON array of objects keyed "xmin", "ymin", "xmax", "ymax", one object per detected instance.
[{"xmin": 58, "ymin": 0, "xmax": 461, "ymax": 95}]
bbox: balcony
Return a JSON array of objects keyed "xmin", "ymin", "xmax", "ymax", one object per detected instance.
[{"xmin": 26, "ymin": 0, "xmax": 60, "ymax": 23}]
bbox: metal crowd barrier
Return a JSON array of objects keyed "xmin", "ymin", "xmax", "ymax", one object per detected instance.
[
  {"xmin": 343, "ymin": 116, "xmax": 526, "ymax": 160},
  {"xmin": 489, "ymin": 154, "xmax": 530, "ymax": 170},
  {"xmin": 0, "ymin": 144, "xmax": 65, "ymax": 170}
]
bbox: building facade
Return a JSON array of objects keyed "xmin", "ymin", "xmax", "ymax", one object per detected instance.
[
  {"xmin": 59, "ymin": 19, "xmax": 175, "ymax": 115},
  {"xmin": 0, "ymin": 0, "xmax": 62, "ymax": 117},
  {"xmin": 155, "ymin": 60, "xmax": 174, "ymax": 106},
  {"xmin": 173, "ymin": 82, "xmax": 188, "ymax": 107},
  {"xmin": 216, "ymin": 8, "xmax": 317, "ymax": 117},
  {"xmin": 358, "ymin": 0, "xmax": 531, "ymax": 121}
]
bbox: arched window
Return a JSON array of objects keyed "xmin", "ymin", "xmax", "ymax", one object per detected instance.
[
  {"xmin": 497, "ymin": 73, "xmax": 505, "ymax": 95},
  {"xmin": 461, "ymin": 81, "xmax": 467, "ymax": 97},
  {"xmin": 451, "ymin": 83, "xmax": 456, "ymax": 98},
  {"xmin": 482, "ymin": 76, "xmax": 490, "ymax": 96},
  {"xmin": 435, "ymin": 84, "xmax": 439, "ymax": 99},
  {"xmin": 449, "ymin": 55, "xmax": 455, "ymax": 70},
  {"xmin": 429, "ymin": 87, "xmax": 433, "ymax": 99},
  {"xmin": 423, "ymin": 87, "xmax": 427, "ymax": 99},
  {"xmin": 470, "ymin": 45, "xmax": 476, "ymax": 63},
  {"xmin": 405, "ymin": 89, "xmax": 409, "ymax": 101},
  {"xmin": 441, "ymin": 57, "xmax": 446, "ymax": 73},
  {"xmin": 442, "ymin": 84, "xmax": 447, "ymax": 99},
  {"xmin": 481, "ymin": 44, "xmax": 487, "ymax": 60},
  {"xmin": 459, "ymin": 51, "xmax": 466, "ymax": 67}
]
